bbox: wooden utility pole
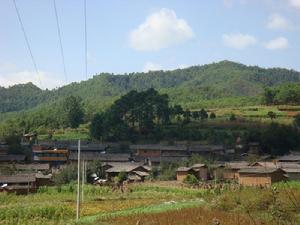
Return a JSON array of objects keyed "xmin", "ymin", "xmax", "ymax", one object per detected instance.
[{"xmin": 76, "ymin": 139, "xmax": 81, "ymax": 221}]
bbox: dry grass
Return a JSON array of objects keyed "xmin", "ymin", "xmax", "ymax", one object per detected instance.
[{"xmin": 103, "ymin": 207, "xmax": 272, "ymax": 225}]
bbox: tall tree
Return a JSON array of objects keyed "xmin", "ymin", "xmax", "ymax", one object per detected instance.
[
  {"xmin": 200, "ymin": 109, "xmax": 208, "ymax": 120},
  {"xmin": 62, "ymin": 96, "xmax": 84, "ymax": 128}
]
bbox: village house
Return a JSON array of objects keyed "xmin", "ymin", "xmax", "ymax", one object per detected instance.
[
  {"xmin": 210, "ymin": 163, "xmax": 225, "ymax": 180},
  {"xmin": 238, "ymin": 168, "xmax": 287, "ymax": 187},
  {"xmin": 69, "ymin": 152, "xmax": 131, "ymax": 164},
  {"xmin": 192, "ymin": 164, "xmax": 208, "ymax": 181},
  {"xmin": 0, "ymin": 174, "xmax": 37, "ymax": 194},
  {"xmin": 32, "ymin": 145, "xmax": 68, "ymax": 166},
  {"xmin": 188, "ymin": 145, "xmax": 225, "ymax": 157},
  {"xmin": 131, "ymin": 144, "xmax": 188, "ymax": 158},
  {"xmin": 133, "ymin": 155, "xmax": 189, "ymax": 166},
  {"xmin": 68, "ymin": 143, "xmax": 108, "ymax": 154},
  {"xmin": 223, "ymin": 161, "xmax": 250, "ymax": 180},
  {"xmin": 282, "ymin": 168, "xmax": 300, "ymax": 180},
  {"xmin": 176, "ymin": 167, "xmax": 197, "ymax": 182},
  {"xmin": 104, "ymin": 162, "xmax": 150, "ymax": 182}
]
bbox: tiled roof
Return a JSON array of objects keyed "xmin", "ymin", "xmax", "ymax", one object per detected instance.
[
  {"xmin": 188, "ymin": 145, "xmax": 224, "ymax": 152},
  {"xmin": 105, "ymin": 163, "xmax": 150, "ymax": 173},
  {"xmin": 130, "ymin": 144, "xmax": 187, "ymax": 151},
  {"xmin": 277, "ymin": 154, "xmax": 300, "ymax": 162},
  {"xmin": 0, "ymin": 155, "xmax": 25, "ymax": 162},
  {"xmin": 176, "ymin": 167, "xmax": 193, "ymax": 172},
  {"xmin": 225, "ymin": 161, "xmax": 250, "ymax": 169},
  {"xmin": 15, "ymin": 163, "xmax": 50, "ymax": 171},
  {"xmin": 239, "ymin": 167, "xmax": 285, "ymax": 174},
  {"xmin": 192, "ymin": 163, "xmax": 207, "ymax": 168},
  {"xmin": 0, "ymin": 174, "xmax": 36, "ymax": 183},
  {"xmin": 69, "ymin": 152, "xmax": 130, "ymax": 161}
]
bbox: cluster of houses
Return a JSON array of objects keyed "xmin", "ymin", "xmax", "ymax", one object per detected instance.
[
  {"xmin": 1, "ymin": 140, "xmax": 300, "ymax": 193},
  {"xmin": 176, "ymin": 155, "xmax": 300, "ymax": 187}
]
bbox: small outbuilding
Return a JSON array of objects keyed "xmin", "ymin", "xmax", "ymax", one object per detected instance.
[
  {"xmin": 176, "ymin": 167, "xmax": 196, "ymax": 182},
  {"xmin": 191, "ymin": 164, "xmax": 208, "ymax": 181}
]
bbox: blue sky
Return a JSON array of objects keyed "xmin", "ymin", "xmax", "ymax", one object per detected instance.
[{"xmin": 0, "ymin": 0, "xmax": 300, "ymax": 89}]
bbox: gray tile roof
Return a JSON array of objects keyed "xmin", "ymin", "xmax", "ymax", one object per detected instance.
[
  {"xmin": 0, "ymin": 155, "xmax": 25, "ymax": 162},
  {"xmin": 69, "ymin": 153, "xmax": 130, "ymax": 162},
  {"xmin": 277, "ymin": 154, "xmax": 300, "ymax": 162},
  {"xmin": 105, "ymin": 163, "xmax": 150, "ymax": 173},
  {"xmin": 130, "ymin": 144, "xmax": 187, "ymax": 151},
  {"xmin": 0, "ymin": 174, "xmax": 36, "ymax": 183},
  {"xmin": 176, "ymin": 167, "xmax": 193, "ymax": 172},
  {"xmin": 239, "ymin": 167, "xmax": 285, "ymax": 174},
  {"xmin": 225, "ymin": 161, "xmax": 250, "ymax": 169},
  {"xmin": 15, "ymin": 163, "xmax": 50, "ymax": 171}
]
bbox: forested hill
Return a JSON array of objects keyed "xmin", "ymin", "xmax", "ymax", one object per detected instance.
[{"xmin": 1, "ymin": 60, "xmax": 300, "ymax": 113}]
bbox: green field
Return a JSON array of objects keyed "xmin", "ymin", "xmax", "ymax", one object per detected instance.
[{"xmin": 1, "ymin": 181, "xmax": 300, "ymax": 225}]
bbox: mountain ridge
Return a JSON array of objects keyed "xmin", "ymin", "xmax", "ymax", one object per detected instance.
[{"xmin": 1, "ymin": 60, "xmax": 300, "ymax": 113}]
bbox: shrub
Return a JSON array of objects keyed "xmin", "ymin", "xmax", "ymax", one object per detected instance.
[
  {"xmin": 183, "ymin": 174, "xmax": 199, "ymax": 185},
  {"xmin": 116, "ymin": 171, "xmax": 127, "ymax": 183}
]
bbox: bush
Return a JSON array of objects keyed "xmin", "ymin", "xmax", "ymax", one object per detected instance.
[
  {"xmin": 52, "ymin": 164, "xmax": 77, "ymax": 185},
  {"xmin": 183, "ymin": 174, "xmax": 199, "ymax": 185},
  {"xmin": 116, "ymin": 171, "xmax": 127, "ymax": 183}
]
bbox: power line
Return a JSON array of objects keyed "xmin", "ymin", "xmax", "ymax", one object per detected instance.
[
  {"xmin": 12, "ymin": 0, "xmax": 42, "ymax": 87},
  {"xmin": 84, "ymin": 0, "xmax": 88, "ymax": 80},
  {"xmin": 53, "ymin": 0, "xmax": 67, "ymax": 83}
]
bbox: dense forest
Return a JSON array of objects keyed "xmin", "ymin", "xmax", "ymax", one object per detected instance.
[
  {"xmin": 263, "ymin": 83, "xmax": 300, "ymax": 105},
  {"xmin": 1, "ymin": 60, "xmax": 300, "ymax": 115}
]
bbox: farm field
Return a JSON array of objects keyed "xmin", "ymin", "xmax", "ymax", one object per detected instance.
[{"xmin": 1, "ymin": 181, "xmax": 300, "ymax": 225}]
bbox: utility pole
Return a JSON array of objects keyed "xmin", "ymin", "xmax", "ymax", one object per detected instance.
[
  {"xmin": 76, "ymin": 139, "xmax": 81, "ymax": 221},
  {"xmin": 82, "ymin": 160, "xmax": 85, "ymax": 202}
]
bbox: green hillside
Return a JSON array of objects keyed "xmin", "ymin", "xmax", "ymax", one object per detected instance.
[{"xmin": 1, "ymin": 60, "xmax": 300, "ymax": 114}]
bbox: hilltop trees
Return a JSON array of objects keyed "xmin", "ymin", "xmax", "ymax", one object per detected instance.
[{"xmin": 90, "ymin": 89, "xmax": 180, "ymax": 140}]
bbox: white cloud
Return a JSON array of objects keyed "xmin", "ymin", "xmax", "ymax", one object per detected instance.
[
  {"xmin": 264, "ymin": 37, "xmax": 289, "ymax": 50},
  {"xmin": 289, "ymin": 0, "xmax": 300, "ymax": 9},
  {"xmin": 129, "ymin": 8, "xmax": 194, "ymax": 51},
  {"xmin": 222, "ymin": 33, "xmax": 257, "ymax": 49},
  {"xmin": 0, "ymin": 62, "xmax": 64, "ymax": 89},
  {"xmin": 143, "ymin": 62, "xmax": 162, "ymax": 72},
  {"xmin": 267, "ymin": 14, "xmax": 291, "ymax": 30}
]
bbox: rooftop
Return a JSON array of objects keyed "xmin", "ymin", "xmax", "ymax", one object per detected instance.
[
  {"xmin": 69, "ymin": 152, "xmax": 130, "ymax": 162},
  {"xmin": 277, "ymin": 154, "xmax": 300, "ymax": 162},
  {"xmin": 176, "ymin": 167, "xmax": 193, "ymax": 172},
  {"xmin": 0, "ymin": 155, "xmax": 25, "ymax": 162},
  {"xmin": 105, "ymin": 163, "xmax": 150, "ymax": 173},
  {"xmin": 239, "ymin": 167, "xmax": 285, "ymax": 174},
  {"xmin": 0, "ymin": 174, "xmax": 36, "ymax": 183},
  {"xmin": 130, "ymin": 144, "xmax": 187, "ymax": 151},
  {"xmin": 15, "ymin": 163, "xmax": 50, "ymax": 171}
]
